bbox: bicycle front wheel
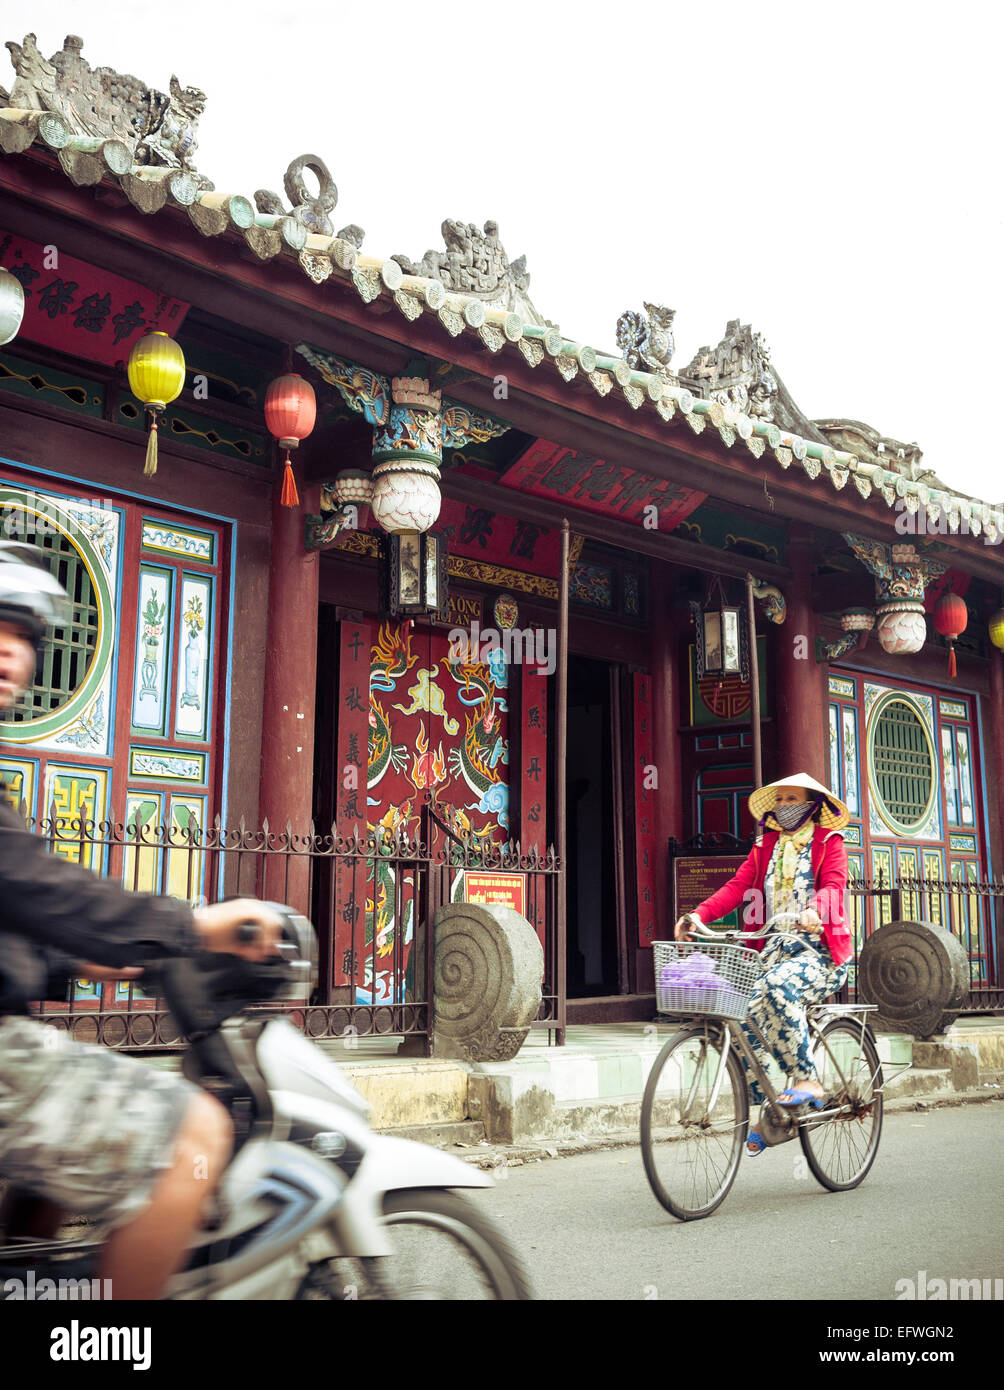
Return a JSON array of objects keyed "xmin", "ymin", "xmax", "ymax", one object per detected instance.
[
  {"xmin": 798, "ymin": 1019, "xmax": 883, "ymax": 1192},
  {"xmin": 641, "ymin": 1025, "xmax": 748, "ymax": 1221}
]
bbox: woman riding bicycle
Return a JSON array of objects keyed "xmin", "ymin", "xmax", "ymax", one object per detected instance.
[{"xmin": 673, "ymin": 773, "xmax": 852, "ymax": 1156}]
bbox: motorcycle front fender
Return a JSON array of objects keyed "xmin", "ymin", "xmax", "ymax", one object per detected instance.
[
  {"xmin": 272, "ymin": 1089, "xmax": 495, "ymax": 1259},
  {"xmin": 332, "ymin": 1133, "xmax": 494, "ymax": 1258}
]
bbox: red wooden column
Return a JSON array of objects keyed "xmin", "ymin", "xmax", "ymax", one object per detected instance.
[
  {"xmin": 987, "ymin": 648, "xmax": 1004, "ymax": 878},
  {"xmin": 649, "ymin": 561, "xmax": 684, "ymax": 936},
  {"xmin": 259, "ymin": 481, "xmax": 320, "ymax": 910},
  {"xmin": 775, "ymin": 526, "xmax": 828, "ymax": 784}
]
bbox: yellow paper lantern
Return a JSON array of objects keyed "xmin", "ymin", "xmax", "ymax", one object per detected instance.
[
  {"xmin": 989, "ymin": 607, "xmax": 1004, "ymax": 651},
  {"xmin": 127, "ymin": 331, "xmax": 187, "ymax": 478}
]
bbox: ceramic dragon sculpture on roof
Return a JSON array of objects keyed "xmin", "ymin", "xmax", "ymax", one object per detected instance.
[
  {"xmin": 1, "ymin": 32, "xmax": 211, "ymax": 188},
  {"xmin": 616, "ymin": 304, "xmax": 676, "ymax": 376}
]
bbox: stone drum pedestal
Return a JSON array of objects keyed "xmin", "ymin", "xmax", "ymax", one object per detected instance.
[
  {"xmin": 432, "ymin": 902, "xmax": 544, "ymax": 1061},
  {"xmin": 859, "ymin": 919, "xmax": 970, "ymax": 1038}
]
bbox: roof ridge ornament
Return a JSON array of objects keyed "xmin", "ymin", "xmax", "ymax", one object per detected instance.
[
  {"xmin": 813, "ymin": 417, "xmax": 952, "ymax": 488},
  {"xmin": 616, "ymin": 303, "xmax": 676, "ymax": 377},
  {"xmin": 254, "ymin": 154, "xmax": 364, "ymax": 244},
  {"xmin": 391, "ymin": 219, "xmax": 547, "ymax": 325},
  {"xmin": 1, "ymin": 32, "xmax": 211, "ymax": 189},
  {"xmin": 680, "ymin": 318, "xmax": 778, "ymax": 423}
]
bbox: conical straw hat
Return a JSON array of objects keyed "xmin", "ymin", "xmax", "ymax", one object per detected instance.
[{"xmin": 748, "ymin": 773, "xmax": 850, "ymax": 832}]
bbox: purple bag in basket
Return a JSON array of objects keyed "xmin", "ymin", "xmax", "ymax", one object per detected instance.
[{"xmin": 660, "ymin": 950, "xmax": 725, "ymax": 994}]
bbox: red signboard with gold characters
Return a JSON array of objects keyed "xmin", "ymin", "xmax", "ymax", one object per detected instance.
[
  {"xmin": 500, "ymin": 439, "xmax": 706, "ymax": 531},
  {"xmin": 0, "ymin": 230, "xmax": 189, "ymax": 368}
]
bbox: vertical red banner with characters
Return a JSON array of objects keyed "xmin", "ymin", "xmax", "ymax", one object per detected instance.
[
  {"xmin": 520, "ymin": 658, "xmax": 549, "ymax": 946},
  {"xmin": 334, "ymin": 620, "xmax": 372, "ymax": 991},
  {"xmin": 633, "ymin": 673, "xmax": 659, "ymax": 945}
]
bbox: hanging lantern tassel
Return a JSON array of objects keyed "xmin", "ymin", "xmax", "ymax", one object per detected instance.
[
  {"xmin": 265, "ymin": 373, "xmax": 316, "ymax": 511},
  {"xmin": 143, "ymin": 405, "xmax": 163, "ymax": 478},
  {"xmin": 947, "ymin": 641, "xmax": 957, "ymax": 680},
  {"xmin": 280, "ymin": 449, "xmax": 299, "ymax": 508},
  {"xmin": 127, "ymin": 332, "xmax": 187, "ymax": 484}
]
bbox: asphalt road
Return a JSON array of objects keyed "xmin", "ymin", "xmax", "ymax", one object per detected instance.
[{"xmin": 467, "ymin": 1101, "xmax": 1004, "ymax": 1302}]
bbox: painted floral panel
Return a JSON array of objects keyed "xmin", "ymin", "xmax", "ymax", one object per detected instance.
[{"xmin": 132, "ymin": 568, "xmax": 173, "ymax": 734}]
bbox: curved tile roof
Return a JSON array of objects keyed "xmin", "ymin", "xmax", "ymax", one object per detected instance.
[{"xmin": 0, "ymin": 33, "xmax": 999, "ymax": 545}]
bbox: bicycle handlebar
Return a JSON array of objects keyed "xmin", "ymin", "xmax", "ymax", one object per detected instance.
[{"xmin": 682, "ymin": 913, "xmax": 810, "ymax": 946}]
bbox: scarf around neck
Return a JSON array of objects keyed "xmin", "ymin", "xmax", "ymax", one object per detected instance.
[{"xmin": 772, "ymin": 819, "xmax": 816, "ymax": 917}]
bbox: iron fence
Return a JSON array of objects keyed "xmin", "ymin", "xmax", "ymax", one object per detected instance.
[
  {"xmin": 847, "ymin": 873, "xmax": 1004, "ymax": 1011},
  {"xmin": 22, "ymin": 795, "xmax": 562, "ymax": 1051}
]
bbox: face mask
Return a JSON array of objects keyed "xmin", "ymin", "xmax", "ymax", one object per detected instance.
[{"xmin": 774, "ymin": 801, "xmax": 813, "ymax": 830}]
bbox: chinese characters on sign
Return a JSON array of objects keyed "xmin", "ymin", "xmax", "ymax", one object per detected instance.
[
  {"xmin": 499, "ymin": 439, "xmax": 707, "ymax": 530},
  {"xmin": 0, "ymin": 231, "xmax": 189, "ymax": 367},
  {"xmin": 463, "ymin": 871, "xmax": 526, "ymax": 916},
  {"xmin": 672, "ymin": 857, "xmax": 747, "ymax": 931},
  {"xmin": 334, "ymin": 621, "xmax": 372, "ymax": 988}
]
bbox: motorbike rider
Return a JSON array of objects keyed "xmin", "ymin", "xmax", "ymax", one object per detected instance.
[{"xmin": 0, "ymin": 540, "xmax": 281, "ymax": 1298}]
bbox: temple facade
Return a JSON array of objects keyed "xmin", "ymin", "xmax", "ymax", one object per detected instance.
[{"xmin": 1, "ymin": 34, "xmax": 1002, "ymax": 1045}]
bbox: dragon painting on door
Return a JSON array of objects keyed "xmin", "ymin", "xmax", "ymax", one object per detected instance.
[{"xmin": 354, "ymin": 618, "xmax": 511, "ymax": 1004}]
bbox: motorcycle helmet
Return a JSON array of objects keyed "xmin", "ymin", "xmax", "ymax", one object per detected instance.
[{"xmin": 0, "ymin": 540, "xmax": 71, "ymax": 650}]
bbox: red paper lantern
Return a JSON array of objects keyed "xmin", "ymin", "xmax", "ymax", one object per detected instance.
[
  {"xmin": 264, "ymin": 373, "xmax": 316, "ymax": 507},
  {"xmin": 933, "ymin": 592, "xmax": 968, "ymax": 678}
]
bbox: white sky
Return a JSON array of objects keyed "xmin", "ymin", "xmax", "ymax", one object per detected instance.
[{"xmin": 10, "ymin": 1, "xmax": 1004, "ymax": 501}]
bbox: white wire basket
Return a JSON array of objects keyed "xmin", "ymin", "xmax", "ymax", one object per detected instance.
[{"xmin": 653, "ymin": 939, "xmax": 762, "ymax": 1021}]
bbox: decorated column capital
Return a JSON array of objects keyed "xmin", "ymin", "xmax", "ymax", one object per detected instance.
[
  {"xmin": 297, "ymin": 343, "xmax": 510, "ymax": 541},
  {"xmin": 842, "ymin": 534, "xmax": 947, "ymax": 657}
]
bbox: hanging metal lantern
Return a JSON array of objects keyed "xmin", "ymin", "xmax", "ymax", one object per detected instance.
[
  {"xmin": 381, "ymin": 531, "xmax": 448, "ymax": 619},
  {"xmin": 933, "ymin": 591, "xmax": 968, "ymax": 678},
  {"xmin": 989, "ymin": 607, "xmax": 1004, "ymax": 651},
  {"xmin": 0, "ymin": 268, "xmax": 26, "ymax": 347},
  {"xmin": 127, "ymin": 331, "xmax": 187, "ymax": 479},
  {"xmin": 264, "ymin": 373, "xmax": 316, "ymax": 508},
  {"xmin": 692, "ymin": 577, "xmax": 748, "ymax": 681}
]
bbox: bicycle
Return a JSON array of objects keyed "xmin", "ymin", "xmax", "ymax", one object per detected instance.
[{"xmin": 640, "ymin": 915, "xmax": 883, "ymax": 1221}]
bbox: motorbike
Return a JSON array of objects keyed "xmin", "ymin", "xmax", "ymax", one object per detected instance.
[{"xmin": 0, "ymin": 905, "xmax": 533, "ymax": 1300}]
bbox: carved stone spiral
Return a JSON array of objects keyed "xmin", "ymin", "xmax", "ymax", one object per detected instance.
[
  {"xmin": 433, "ymin": 903, "xmax": 543, "ymax": 1061},
  {"xmin": 859, "ymin": 919, "xmax": 970, "ymax": 1038}
]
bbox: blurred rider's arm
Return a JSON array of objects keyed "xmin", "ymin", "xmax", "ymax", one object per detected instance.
[{"xmin": 0, "ymin": 803, "xmax": 278, "ymax": 1011}]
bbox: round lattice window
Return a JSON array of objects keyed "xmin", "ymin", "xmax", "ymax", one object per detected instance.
[
  {"xmin": 8, "ymin": 530, "xmax": 100, "ymax": 724},
  {"xmin": 869, "ymin": 696, "xmax": 936, "ymax": 835}
]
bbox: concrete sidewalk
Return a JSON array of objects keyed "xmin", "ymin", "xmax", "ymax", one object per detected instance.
[
  {"xmin": 143, "ymin": 1015, "xmax": 1004, "ymax": 1151},
  {"xmin": 320, "ymin": 1016, "xmax": 1004, "ymax": 1146}
]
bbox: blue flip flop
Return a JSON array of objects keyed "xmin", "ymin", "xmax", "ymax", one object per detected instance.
[
  {"xmin": 777, "ymin": 1088, "xmax": 824, "ymax": 1110},
  {"xmin": 746, "ymin": 1130, "xmax": 767, "ymax": 1155}
]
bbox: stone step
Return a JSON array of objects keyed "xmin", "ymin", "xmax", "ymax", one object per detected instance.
[
  {"xmin": 883, "ymin": 1066, "xmax": 952, "ymax": 1099},
  {"xmin": 566, "ymin": 995, "xmax": 657, "ymax": 1024},
  {"xmin": 909, "ymin": 1041, "xmax": 979, "ymax": 1090},
  {"xmin": 520, "ymin": 1068, "xmax": 954, "ymax": 1143},
  {"xmin": 339, "ymin": 1060, "xmax": 470, "ymax": 1131},
  {"xmin": 376, "ymin": 1120, "xmax": 486, "ymax": 1147}
]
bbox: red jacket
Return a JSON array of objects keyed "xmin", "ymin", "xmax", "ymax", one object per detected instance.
[{"xmin": 691, "ymin": 826, "xmax": 852, "ymax": 966}]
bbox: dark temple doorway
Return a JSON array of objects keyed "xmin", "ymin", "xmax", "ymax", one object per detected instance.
[{"xmin": 564, "ymin": 655, "xmax": 620, "ymax": 998}]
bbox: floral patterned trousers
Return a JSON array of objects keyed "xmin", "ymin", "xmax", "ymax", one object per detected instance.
[{"xmin": 738, "ymin": 933, "xmax": 849, "ymax": 1105}]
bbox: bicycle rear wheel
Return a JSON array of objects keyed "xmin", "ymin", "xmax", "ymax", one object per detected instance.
[
  {"xmin": 640, "ymin": 1025, "xmax": 748, "ymax": 1221},
  {"xmin": 798, "ymin": 1018, "xmax": 883, "ymax": 1192}
]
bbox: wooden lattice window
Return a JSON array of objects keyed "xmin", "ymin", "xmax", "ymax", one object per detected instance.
[
  {"xmin": 9, "ymin": 531, "xmax": 99, "ymax": 723},
  {"xmin": 870, "ymin": 697, "xmax": 934, "ymax": 833}
]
